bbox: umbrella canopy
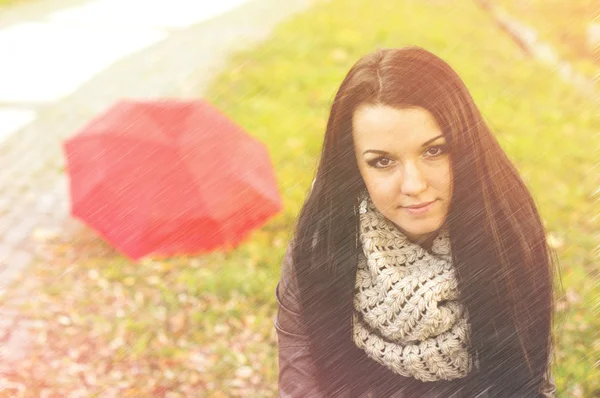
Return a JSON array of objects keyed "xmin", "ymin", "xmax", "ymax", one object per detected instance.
[{"xmin": 63, "ymin": 99, "xmax": 282, "ymax": 261}]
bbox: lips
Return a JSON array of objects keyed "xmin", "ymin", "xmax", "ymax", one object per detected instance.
[
  {"xmin": 403, "ymin": 200, "xmax": 436, "ymax": 209},
  {"xmin": 401, "ymin": 200, "xmax": 437, "ymax": 215}
]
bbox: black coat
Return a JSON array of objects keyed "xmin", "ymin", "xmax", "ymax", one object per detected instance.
[{"xmin": 274, "ymin": 242, "xmax": 557, "ymax": 397}]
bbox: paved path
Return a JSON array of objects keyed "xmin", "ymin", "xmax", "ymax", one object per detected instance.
[
  {"xmin": 0, "ymin": 0, "xmax": 313, "ymax": 290},
  {"xmin": 0, "ymin": 0, "xmax": 249, "ymax": 140}
]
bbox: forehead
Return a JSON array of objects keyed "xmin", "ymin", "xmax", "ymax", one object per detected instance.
[{"xmin": 352, "ymin": 104, "xmax": 442, "ymax": 150}]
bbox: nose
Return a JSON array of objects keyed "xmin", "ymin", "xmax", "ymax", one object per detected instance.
[{"xmin": 400, "ymin": 161, "xmax": 427, "ymax": 196}]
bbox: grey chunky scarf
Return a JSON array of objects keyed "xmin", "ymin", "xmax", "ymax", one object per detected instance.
[{"xmin": 352, "ymin": 192, "xmax": 476, "ymax": 382}]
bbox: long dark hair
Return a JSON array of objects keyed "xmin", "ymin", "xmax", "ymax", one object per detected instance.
[{"xmin": 290, "ymin": 46, "xmax": 557, "ymax": 397}]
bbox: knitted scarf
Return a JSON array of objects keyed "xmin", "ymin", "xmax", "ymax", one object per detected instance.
[{"xmin": 352, "ymin": 191, "xmax": 476, "ymax": 382}]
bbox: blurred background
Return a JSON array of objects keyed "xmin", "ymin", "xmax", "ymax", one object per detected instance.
[{"xmin": 0, "ymin": 0, "xmax": 598, "ymax": 396}]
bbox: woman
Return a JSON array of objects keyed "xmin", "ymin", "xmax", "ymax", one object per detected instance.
[{"xmin": 275, "ymin": 46, "xmax": 558, "ymax": 397}]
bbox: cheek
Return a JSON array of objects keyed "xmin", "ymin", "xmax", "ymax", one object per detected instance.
[
  {"xmin": 446, "ymin": 171, "xmax": 453, "ymax": 197},
  {"xmin": 434, "ymin": 165, "xmax": 453, "ymax": 195},
  {"xmin": 365, "ymin": 185, "xmax": 398, "ymax": 214},
  {"xmin": 362, "ymin": 173, "xmax": 395, "ymax": 201}
]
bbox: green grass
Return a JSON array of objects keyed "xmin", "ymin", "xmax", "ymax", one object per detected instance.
[
  {"xmin": 1, "ymin": 0, "xmax": 598, "ymax": 396},
  {"xmin": 0, "ymin": 0, "xmax": 29, "ymax": 6}
]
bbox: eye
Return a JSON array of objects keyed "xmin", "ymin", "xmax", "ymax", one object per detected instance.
[
  {"xmin": 367, "ymin": 157, "xmax": 394, "ymax": 169},
  {"xmin": 424, "ymin": 144, "xmax": 447, "ymax": 158}
]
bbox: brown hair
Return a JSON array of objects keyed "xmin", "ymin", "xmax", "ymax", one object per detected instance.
[{"xmin": 290, "ymin": 46, "xmax": 557, "ymax": 396}]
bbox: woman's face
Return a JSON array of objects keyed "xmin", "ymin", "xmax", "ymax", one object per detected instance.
[{"xmin": 352, "ymin": 104, "xmax": 453, "ymax": 244}]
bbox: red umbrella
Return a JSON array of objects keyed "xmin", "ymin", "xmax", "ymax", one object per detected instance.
[{"xmin": 63, "ymin": 99, "xmax": 282, "ymax": 261}]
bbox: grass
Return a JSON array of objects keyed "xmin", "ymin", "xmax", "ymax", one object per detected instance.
[
  {"xmin": 0, "ymin": 0, "xmax": 29, "ymax": 7},
  {"xmin": 494, "ymin": 0, "xmax": 600, "ymax": 80},
  {"xmin": 0, "ymin": 0, "xmax": 598, "ymax": 396}
]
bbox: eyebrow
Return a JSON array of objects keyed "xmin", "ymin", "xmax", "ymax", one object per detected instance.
[{"xmin": 362, "ymin": 134, "xmax": 445, "ymax": 156}]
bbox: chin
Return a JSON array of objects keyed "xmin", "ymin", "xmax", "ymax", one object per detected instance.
[{"xmin": 392, "ymin": 217, "xmax": 444, "ymax": 237}]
